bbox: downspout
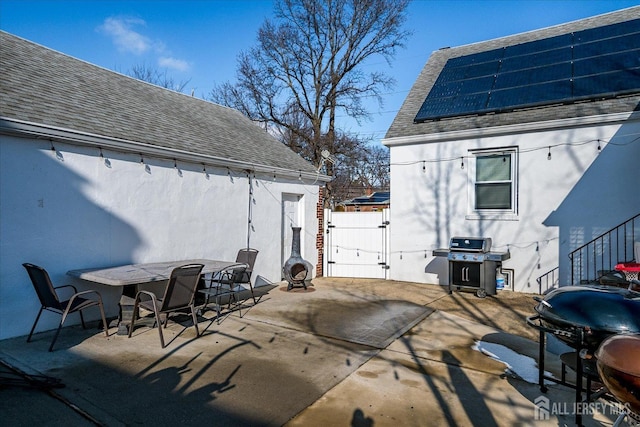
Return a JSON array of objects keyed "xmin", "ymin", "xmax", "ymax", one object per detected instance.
[{"xmin": 247, "ymin": 173, "xmax": 254, "ymax": 250}]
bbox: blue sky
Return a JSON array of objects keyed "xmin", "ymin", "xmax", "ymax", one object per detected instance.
[{"xmin": 1, "ymin": 0, "xmax": 638, "ymax": 147}]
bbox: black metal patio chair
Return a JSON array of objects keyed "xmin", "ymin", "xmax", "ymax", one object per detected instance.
[
  {"xmin": 128, "ymin": 263, "xmax": 204, "ymax": 348},
  {"xmin": 202, "ymin": 248, "xmax": 259, "ymax": 323},
  {"xmin": 23, "ymin": 263, "xmax": 109, "ymax": 352}
]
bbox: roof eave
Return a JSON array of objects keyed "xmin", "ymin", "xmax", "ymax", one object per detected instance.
[
  {"xmin": 0, "ymin": 117, "xmax": 332, "ymax": 183},
  {"xmin": 383, "ymin": 110, "xmax": 639, "ymax": 147}
]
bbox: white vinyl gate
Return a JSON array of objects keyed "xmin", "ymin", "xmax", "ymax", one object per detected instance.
[{"xmin": 323, "ymin": 209, "xmax": 389, "ymax": 279}]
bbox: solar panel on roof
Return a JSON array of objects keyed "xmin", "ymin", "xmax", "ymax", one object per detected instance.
[
  {"xmin": 574, "ymin": 70, "xmax": 640, "ymax": 97},
  {"xmin": 575, "ymin": 33, "xmax": 639, "ymax": 59},
  {"xmin": 447, "ymin": 47, "xmax": 504, "ymax": 67},
  {"xmin": 574, "ymin": 50, "xmax": 640, "ymax": 77},
  {"xmin": 504, "ymin": 33, "xmax": 572, "ymax": 57},
  {"xmin": 489, "ymin": 80, "xmax": 572, "ymax": 110},
  {"xmin": 428, "ymin": 75, "xmax": 495, "ymax": 98},
  {"xmin": 346, "ymin": 192, "xmax": 390, "ymax": 205},
  {"xmin": 576, "ymin": 19, "xmax": 637, "ymax": 42},
  {"xmin": 499, "ymin": 47, "xmax": 572, "ymax": 72},
  {"xmin": 494, "ymin": 63, "xmax": 572, "ymax": 89},
  {"xmin": 369, "ymin": 192, "xmax": 390, "ymax": 203},
  {"xmin": 414, "ymin": 18, "xmax": 640, "ymax": 122}
]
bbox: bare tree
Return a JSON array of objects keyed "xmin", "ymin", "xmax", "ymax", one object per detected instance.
[
  {"xmin": 128, "ymin": 63, "xmax": 191, "ymax": 93},
  {"xmin": 357, "ymin": 144, "xmax": 390, "ymax": 189},
  {"xmin": 331, "ymin": 143, "xmax": 390, "ymax": 205},
  {"xmin": 210, "ymin": 0, "xmax": 409, "ymax": 203}
]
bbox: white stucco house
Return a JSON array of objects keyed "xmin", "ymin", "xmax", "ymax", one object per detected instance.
[
  {"xmin": 0, "ymin": 31, "xmax": 330, "ymax": 339},
  {"xmin": 383, "ymin": 7, "xmax": 640, "ymax": 293}
]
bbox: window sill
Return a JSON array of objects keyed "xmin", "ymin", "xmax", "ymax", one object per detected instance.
[{"xmin": 466, "ymin": 213, "xmax": 519, "ymax": 221}]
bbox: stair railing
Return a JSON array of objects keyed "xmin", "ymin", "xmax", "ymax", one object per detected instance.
[
  {"xmin": 536, "ymin": 267, "xmax": 559, "ymax": 294},
  {"xmin": 569, "ymin": 213, "xmax": 639, "ymax": 285}
]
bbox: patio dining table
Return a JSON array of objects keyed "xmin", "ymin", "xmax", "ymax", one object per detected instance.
[{"xmin": 67, "ymin": 259, "xmax": 245, "ymax": 335}]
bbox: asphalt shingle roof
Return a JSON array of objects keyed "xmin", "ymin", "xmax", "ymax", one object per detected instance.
[
  {"xmin": 386, "ymin": 6, "xmax": 640, "ymax": 140},
  {"xmin": 0, "ymin": 31, "xmax": 318, "ymax": 175}
]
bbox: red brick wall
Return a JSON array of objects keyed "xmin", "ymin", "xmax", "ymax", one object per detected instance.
[{"xmin": 316, "ymin": 188, "xmax": 325, "ymax": 277}]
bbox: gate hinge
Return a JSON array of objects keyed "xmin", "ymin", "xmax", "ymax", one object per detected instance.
[
  {"xmin": 379, "ymin": 263, "xmax": 390, "ymax": 269},
  {"xmin": 378, "ymin": 221, "xmax": 390, "ymax": 228},
  {"xmin": 328, "ymin": 261, "xmax": 336, "ymax": 264}
]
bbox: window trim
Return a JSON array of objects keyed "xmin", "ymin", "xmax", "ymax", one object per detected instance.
[{"xmin": 466, "ymin": 146, "xmax": 519, "ymax": 221}]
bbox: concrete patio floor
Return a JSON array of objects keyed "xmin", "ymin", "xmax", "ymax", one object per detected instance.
[{"xmin": 0, "ymin": 278, "xmax": 627, "ymax": 426}]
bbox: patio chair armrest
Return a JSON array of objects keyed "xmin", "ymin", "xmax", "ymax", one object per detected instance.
[
  {"xmin": 209, "ymin": 271, "xmax": 222, "ymax": 281},
  {"xmin": 64, "ymin": 291, "xmax": 105, "ymax": 316},
  {"xmin": 207, "ymin": 269, "xmax": 227, "ymax": 283},
  {"xmin": 209, "ymin": 268, "xmax": 235, "ymax": 284},
  {"xmin": 54, "ymin": 284, "xmax": 79, "ymax": 296},
  {"xmin": 70, "ymin": 289, "xmax": 105, "ymax": 304},
  {"xmin": 62, "ymin": 290, "xmax": 105, "ymax": 324},
  {"xmin": 134, "ymin": 290, "xmax": 158, "ymax": 304}
]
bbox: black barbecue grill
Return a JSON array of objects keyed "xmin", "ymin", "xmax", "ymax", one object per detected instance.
[
  {"xmin": 433, "ymin": 237, "xmax": 510, "ymax": 298},
  {"xmin": 526, "ymin": 284, "xmax": 640, "ymax": 426}
]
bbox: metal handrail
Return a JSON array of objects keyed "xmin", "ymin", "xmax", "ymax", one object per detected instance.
[
  {"xmin": 536, "ymin": 267, "xmax": 559, "ymax": 294},
  {"xmin": 569, "ymin": 213, "xmax": 639, "ymax": 285}
]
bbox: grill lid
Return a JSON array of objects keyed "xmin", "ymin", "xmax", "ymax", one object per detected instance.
[
  {"xmin": 449, "ymin": 237, "xmax": 492, "ymax": 253},
  {"xmin": 534, "ymin": 284, "xmax": 640, "ymax": 350}
]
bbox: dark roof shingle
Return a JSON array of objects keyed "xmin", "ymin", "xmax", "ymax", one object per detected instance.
[{"xmin": 0, "ymin": 31, "xmax": 318, "ymax": 175}]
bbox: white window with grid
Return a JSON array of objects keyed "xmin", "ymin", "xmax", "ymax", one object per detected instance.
[{"xmin": 467, "ymin": 147, "xmax": 518, "ymax": 220}]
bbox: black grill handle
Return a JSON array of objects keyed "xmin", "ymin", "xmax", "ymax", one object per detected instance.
[{"xmin": 533, "ymin": 296, "xmax": 552, "ymax": 309}]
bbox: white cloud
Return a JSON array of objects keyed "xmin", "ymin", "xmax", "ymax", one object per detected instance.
[
  {"xmin": 158, "ymin": 56, "xmax": 190, "ymax": 72},
  {"xmin": 99, "ymin": 16, "xmax": 191, "ymax": 76},
  {"xmin": 98, "ymin": 17, "xmax": 150, "ymax": 55}
]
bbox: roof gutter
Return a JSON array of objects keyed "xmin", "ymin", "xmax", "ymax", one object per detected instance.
[
  {"xmin": 0, "ymin": 117, "xmax": 331, "ymax": 183},
  {"xmin": 383, "ymin": 110, "xmax": 639, "ymax": 147}
]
